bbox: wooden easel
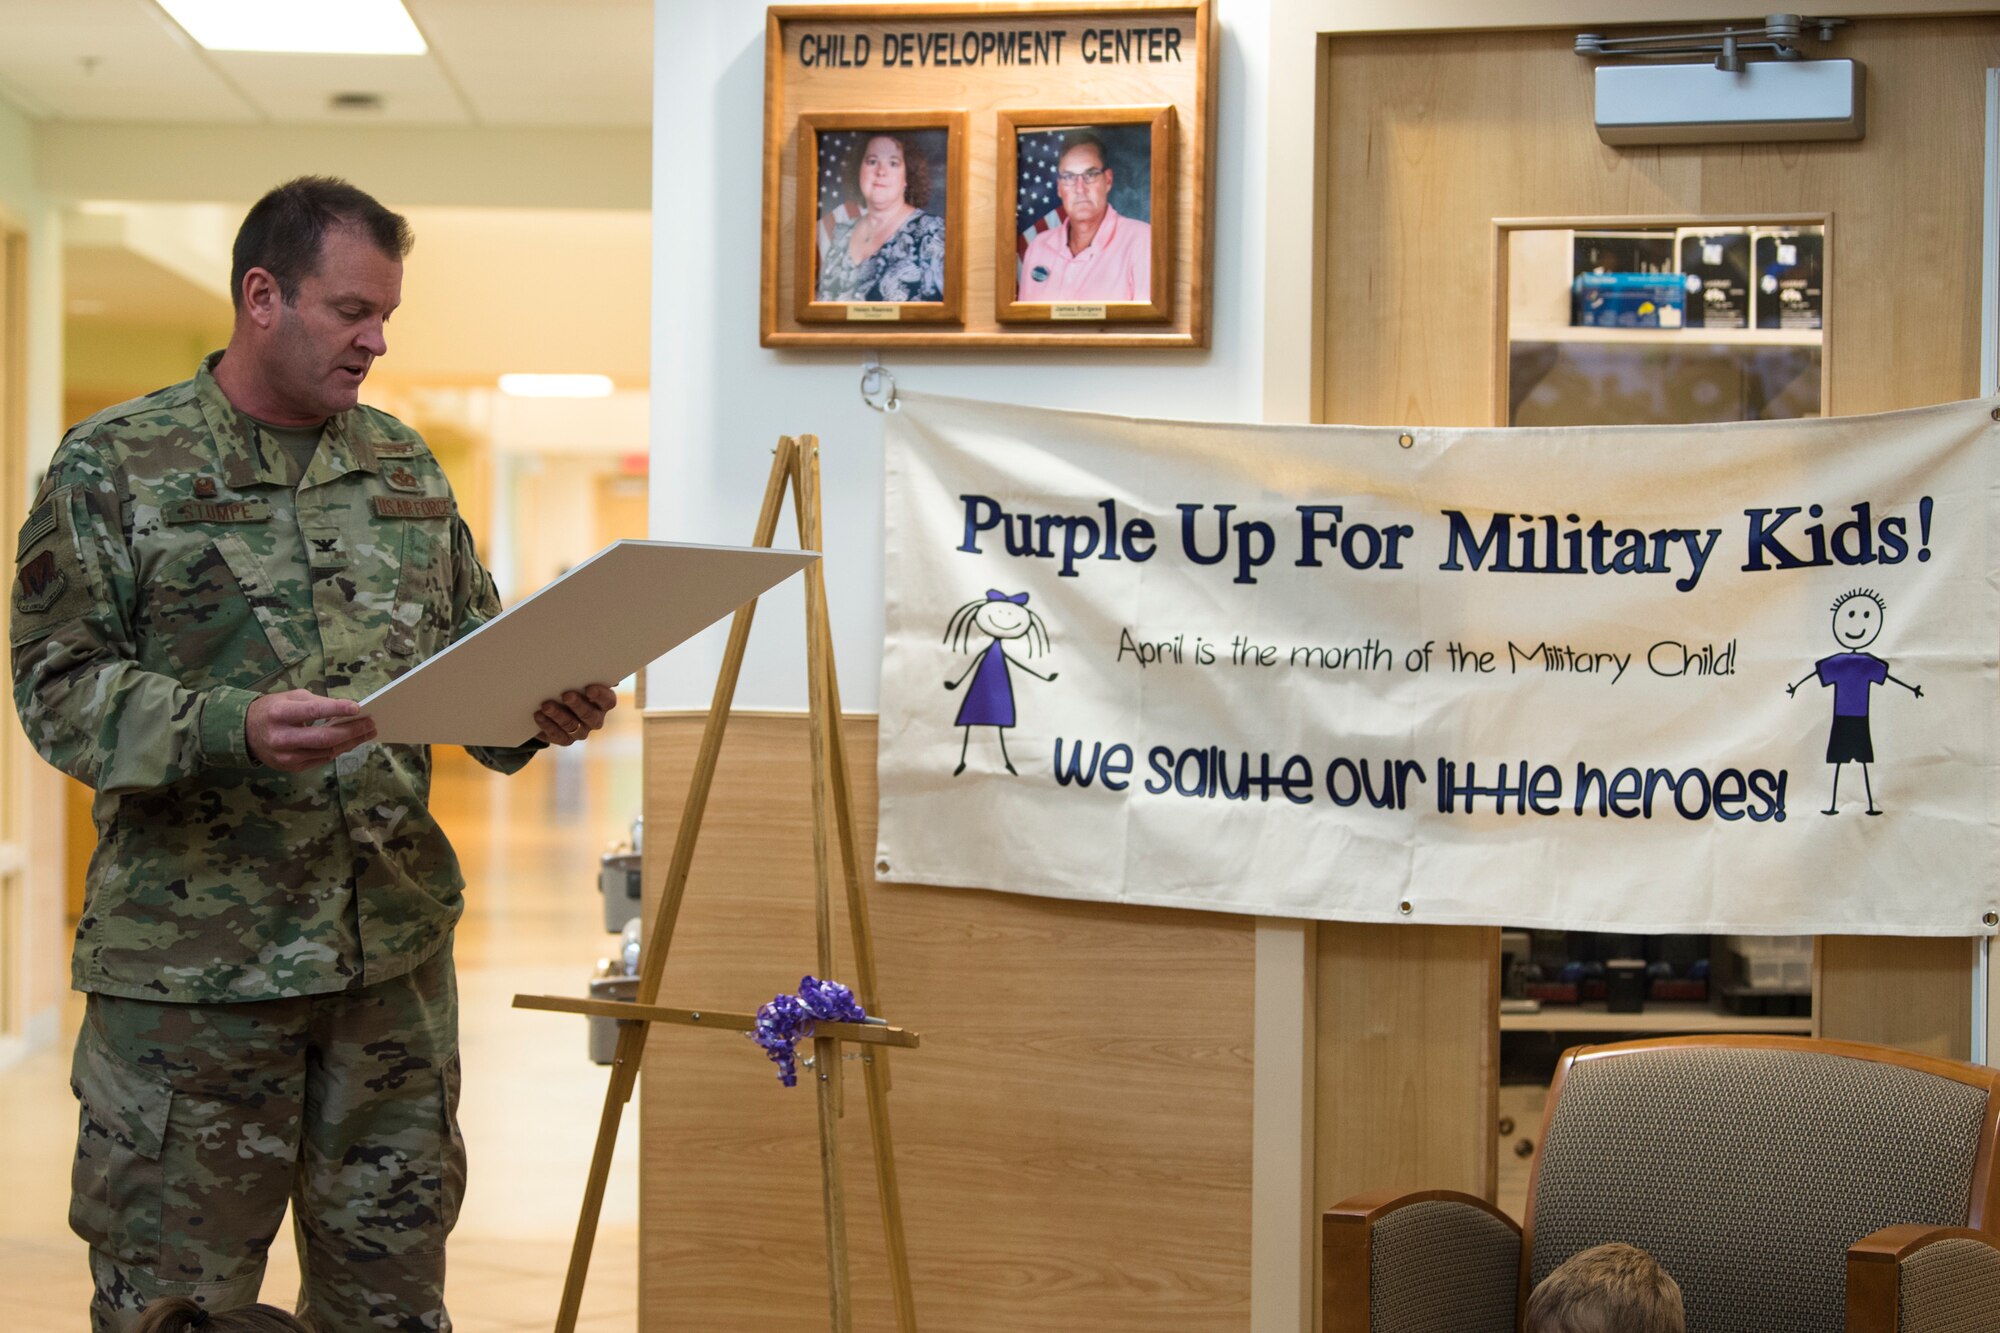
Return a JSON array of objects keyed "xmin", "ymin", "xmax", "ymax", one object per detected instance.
[{"xmin": 514, "ymin": 435, "xmax": 921, "ymax": 1333}]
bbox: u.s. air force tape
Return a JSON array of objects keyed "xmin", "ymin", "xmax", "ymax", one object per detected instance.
[{"xmin": 372, "ymin": 496, "xmax": 456, "ymax": 519}]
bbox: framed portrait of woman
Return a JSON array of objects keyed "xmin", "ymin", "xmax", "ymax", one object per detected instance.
[
  {"xmin": 793, "ymin": 111, "xmax": 967, "ymax": 325},
  {"xmin": 995, "ymin": 106, "xmax": 1175, "ymax": 324}
]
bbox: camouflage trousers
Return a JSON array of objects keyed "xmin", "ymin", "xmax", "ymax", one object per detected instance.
[{"xmin": 69, "ymin": 942, "xmax": 463, "ymax": 1332}]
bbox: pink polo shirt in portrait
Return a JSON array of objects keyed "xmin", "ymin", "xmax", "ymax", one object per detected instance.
[{"xmin": 1018, "ymin": 205, "xmax": 1153, "ymax": 302}]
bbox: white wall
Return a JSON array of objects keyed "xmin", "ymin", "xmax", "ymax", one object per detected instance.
[{"xmin": 647, "ymin": 0, "xmax": 1272, "ymax": 712}]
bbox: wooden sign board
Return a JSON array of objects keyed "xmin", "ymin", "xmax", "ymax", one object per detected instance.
[{"xmin": 761, "ymin": 1, "xmax": 1213, "ymax": 349}]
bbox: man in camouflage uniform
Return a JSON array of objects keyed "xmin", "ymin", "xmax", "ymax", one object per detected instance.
[{"xmin": 10, "ymin": 177, "xmax": 617, "ymax": 1331}]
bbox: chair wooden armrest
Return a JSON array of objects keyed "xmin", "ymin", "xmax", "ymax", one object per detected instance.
[
  {"xmin": 1846, "ymin": 1224, "xmax": 2000, "ymax": 1333},
  {"xmin": 1325, "ymin": 1189, "xmax": 1522, "ymax": 1333}
]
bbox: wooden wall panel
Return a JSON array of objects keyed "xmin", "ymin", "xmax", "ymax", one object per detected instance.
[
  {"xmin": 1818, "ymin": 935, "xmax": 1976, "ymax": 1059},
  {"xmin": 640, "ymin": 712, "xmax": 1255, "ymax": 1332},
  {"xmin": 1314, "ymin": 922, "xmax": 1497, "ymax": 1208},
  {"xmin": 1319, "ymin": 19, "xmax": 1999, "ymax": 428}
]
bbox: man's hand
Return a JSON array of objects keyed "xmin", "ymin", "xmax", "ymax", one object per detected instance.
[
  {"xmin": 534, "ymin": 684, "xmax": 618, "ymax": 746},
  {"xmin": 247, "ymin": 690, "xmax": 378, "ymax": 772}
]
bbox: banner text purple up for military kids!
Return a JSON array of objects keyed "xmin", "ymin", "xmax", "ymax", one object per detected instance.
[{"xmin": 875, "ymin": 392, "xmax": 2000, "ymax": 936}]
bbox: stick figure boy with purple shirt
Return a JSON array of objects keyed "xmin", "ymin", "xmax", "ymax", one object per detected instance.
[{"xmin": 1786, "ymin": 588, "xmax": 1922, "ymax": 816}]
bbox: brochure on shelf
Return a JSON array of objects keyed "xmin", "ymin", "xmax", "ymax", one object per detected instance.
[{"xmin": 1677, "ymin": 228, "xmax": 1751, "ymax": 329}]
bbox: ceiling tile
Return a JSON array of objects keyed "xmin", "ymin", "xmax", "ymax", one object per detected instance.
[
  {"xmin": 0, "ymin": 0, "xmax": 257, "ymax": 122},
  {"xmin": 408, "ymin": 0, "xmax": 650, "ymax": 128},
  {"xmin": 204, "ymin": 51, "xmax": 473, "ymax": 125},
  {"xmin": 0, "ymin": 0, "xmax": 652, "ymax": 129}
]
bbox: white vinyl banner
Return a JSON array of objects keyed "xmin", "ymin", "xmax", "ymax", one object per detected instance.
[{"xmin": 876, "ymin": 392, "xmax": 2000, "ymax": 936}]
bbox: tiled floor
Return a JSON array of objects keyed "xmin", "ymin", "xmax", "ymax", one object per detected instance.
[{"xmin": 0, "ymin": 710, "xmax": 647, "ymax": 1331}]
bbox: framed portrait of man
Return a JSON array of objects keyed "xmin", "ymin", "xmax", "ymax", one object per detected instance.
[
  {"xmin": 996, "ymin": 106, "xmax": 1175, "ymax": 324},
  {"xmin": 792, "ymin": 110, "xmax": 967, "ymax": 325}
]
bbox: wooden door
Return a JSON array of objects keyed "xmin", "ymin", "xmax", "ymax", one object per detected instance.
[{"xmin": 1315, "ymin": 17, "xmax": 1996, "ymax": 1213}]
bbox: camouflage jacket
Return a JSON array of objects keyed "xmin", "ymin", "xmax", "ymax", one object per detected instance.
[{"xmin": 10, "ymin": 353, "xmax": 541, "ymax": 1003}]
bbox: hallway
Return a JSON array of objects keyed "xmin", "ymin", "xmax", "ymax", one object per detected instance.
[{"xmin": 0, "ymin": 709, "xmax": 645, "ymax": 1330}]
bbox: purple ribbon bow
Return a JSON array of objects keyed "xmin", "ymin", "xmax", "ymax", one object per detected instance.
[{"xmin": 750, "ymin": 976, "xmax": 867, "ymax": 1087}]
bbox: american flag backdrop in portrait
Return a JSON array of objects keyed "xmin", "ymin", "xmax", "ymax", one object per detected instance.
[
  {"xmin": 1015, "ymin": 129, "xmax": 1067, "ymax": 257},
  {"xmin": 815, "ymin": 129, "xmax": 863, "ymax": 254}
]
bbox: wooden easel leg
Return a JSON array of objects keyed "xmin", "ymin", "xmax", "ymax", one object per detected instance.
[
  {"xmin": 795, "ymin": 437, "xmax": 840, "ymax": 979},
  {"xmin": 857, "ymin": 1055, "xmax": 918, "ymax": 1332},
  {"xmin": 813, "ymin": 1034, "xmax": 854, "ymax": 1333},
  {"xmin": 794, "ymin": 438, "xmax": 855, "ymax": 1333},
  {"xmin": 548, "ymin": 437, "xmax": 801, "ymax": 1333},
  {"xmin": 796, "ymin": 440, "xmax": 921, "ymax": 1333}
]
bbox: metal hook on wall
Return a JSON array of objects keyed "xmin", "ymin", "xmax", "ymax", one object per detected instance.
[{"xmin": 859, "ymin": 356, "xmax": 900, "ymax": 413}]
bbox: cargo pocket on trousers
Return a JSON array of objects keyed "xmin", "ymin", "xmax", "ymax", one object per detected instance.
[
  {"xmin": 69, "ymin": 1017, "xmax": 172, "ymax": 1267},
  {"xmin": 437, "ymin": 1053, "xmax": 466, "ymax": 1237}
]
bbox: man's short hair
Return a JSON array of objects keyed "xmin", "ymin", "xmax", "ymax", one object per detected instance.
[
  {"xmin": 230, "ymin": 176, "xmax": 413, "ymax": 312},
  {"xmin": 1526, "ymin": 1243, "xmax": 1685, "ymax": 1333},
  {"xmin": 1055, "ymin": 130, "xmax": 1110, "ymax": 173}
]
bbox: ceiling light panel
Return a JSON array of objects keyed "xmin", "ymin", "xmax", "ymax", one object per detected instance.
[{"xmin": 157, "ymin": 0, "xmax": 428, "ymax": 56}]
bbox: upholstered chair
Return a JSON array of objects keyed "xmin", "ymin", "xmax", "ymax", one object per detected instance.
[{"xmin": 1324, "ymin": 1036, "xmax": 2000, "ymax": 1333}]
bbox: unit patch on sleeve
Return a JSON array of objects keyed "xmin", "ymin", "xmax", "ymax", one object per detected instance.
[
  {"xmin": 9, "ymin": 487, "xmax": 95, "ymax": 642},
  {"xmin": 15, "ymin": 549, "xmax": 66, "ymax": 613}
]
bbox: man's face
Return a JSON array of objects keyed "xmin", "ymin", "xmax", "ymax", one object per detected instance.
[
  {"xmin": 1056, "ymin": 144, "xmax": 1112, "ymax": 228},
  {"xmin": 264, "ymin": 224, "xmax": 402, "ymax": 421},
  {"xmin": 1831, "ymin": 594, "xmax": 1885, "ymax": 651}
]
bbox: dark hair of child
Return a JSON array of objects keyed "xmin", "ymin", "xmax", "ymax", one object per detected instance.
[{"xmin": 131, "ymin": 1296, "xmax": 311, "ymax": 1333}]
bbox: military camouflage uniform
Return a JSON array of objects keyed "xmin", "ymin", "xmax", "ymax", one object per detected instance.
[{"xmin": 11, "ymin": 353, "xmax": 541, "ymax": 1331}]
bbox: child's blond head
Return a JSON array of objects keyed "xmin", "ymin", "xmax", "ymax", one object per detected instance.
[{"xmin": 1526, "ymin": 1242, "xmax": 1685, "ymax": 1333}]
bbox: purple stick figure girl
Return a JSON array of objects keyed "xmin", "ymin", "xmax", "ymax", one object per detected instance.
[{"xmin": 943, "ymin": 590, "xmax": 1057, "ymax": 776}]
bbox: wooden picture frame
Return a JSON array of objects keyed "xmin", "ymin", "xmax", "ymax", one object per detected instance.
[
  {"xmin": 761, "ymin": 2, "xmax": 1213, "ymax": 349},
  {"xmin": 793, "ymin": 110, "xmax": 968, "ymax": 325},
  {"xmin": 995, "ymin": 105, "xmax": 1175, "ymax": 323}
]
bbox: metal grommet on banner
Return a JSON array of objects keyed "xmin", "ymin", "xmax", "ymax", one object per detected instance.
[
  {"xmin": 1985, "ymin": 910, "xmax": 1998, "ymax": 927},
  {"xmin": 1397, "ymin": 432, "xmax": 1415, "ymax": 449},
  {"xmin": 860, "ymin": 357, "xmax": 900, "ymax": 413},
  {"xmin": 876, "ymin": 858, "xmax": 891, "ymax": 874},
  {"xmin": 1990, "ymin": 408, "xmax": 2000, "ymax": 422},
  {"xmin": 1398, "ymin": 900, "xmax": 1414, "ymax": 916}
]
